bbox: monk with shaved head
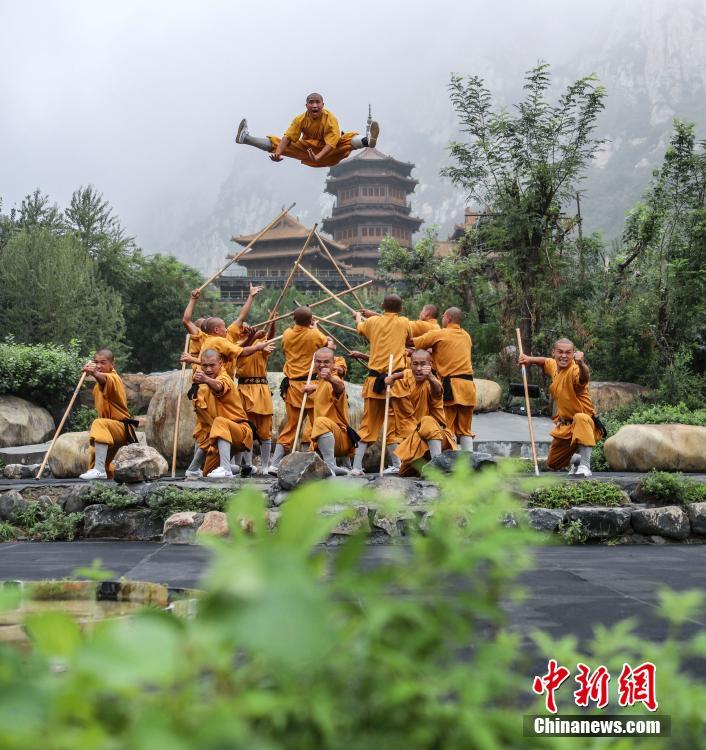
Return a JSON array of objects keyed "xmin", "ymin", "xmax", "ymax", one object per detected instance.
[
  {"xmin": 80, "ymin": 348, "xmax": 137, "ymax": 480},
  {"xmin": 412, "ymin": 306, "xmax": 477, "ymax": 452},
  {"xmin": 236, "ymin": 92, "xmax": 380, "ymax": 168},
  {"xmin": 519, "ymin": 338, "xmax": 604, "ymax": 477}
]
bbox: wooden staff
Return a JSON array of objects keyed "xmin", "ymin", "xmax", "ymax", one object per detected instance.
[
  {"xmin": 36, "ymin": 372, "xmax": 87, "ymax": 479},
  {"xmin": 314, "ymin": 229, "xmax": 365, "ymax": 308},
  {"xmin": 171, "ymin": 332, "xmax": 191, "ymax": 477},
  {"xmin": 379, "ymin": 353, "xmax": 394, "ymax": 476},
  {"xmin": 311, "ymin": 316, "xmax": 360, "ymax": 335},
  {"xmin": 249, "ymin": 280, "xmax": 372, "ymax": 328},
  {"xmin": 292, "ymin": 352, "xmax": 317, "ymax": 452},
  {"xmin": 515, "ymin": 328, "xmax": 540, "ymax": 476},
  {"xmin": 197, "ymin": 203, "xmax": 295, "ymax": 292},
  {"xmin": 296, "ymin": 263, "xmax": 358, "ymax": 315},
  {"xmin": 266, "ymin": 223, "xmax": 318, "ymax": 323}
]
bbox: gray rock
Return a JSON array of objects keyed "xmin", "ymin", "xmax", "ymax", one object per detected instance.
[
  {"xmin": 162, "ymin": 511, "xmax": 205, "ymax": 544},
  {"xmin": 320, "ymin": 504, "xmax": 370, "ymax": 536},
  {"xmin": 3, "ymin": 463, "xmax": 39, "ymax": 480},
  {"xmin": 83, "ymin": 504, "xmax": 162, "ymax": 540},
  {"xmin": 566, "ymin": 506, "xmax": 632, "ymax": 539},
  {"xmin": 631, "ymin": 505, "xmax": 690, "ymax": 540},
  {"xmin": 277, "ymin": 452, "xmax": 332, "ymax": 490},
  {"xmin": 0, "ymin": 490, "xmax": 25, "ymax": 523},
  {"xmin": 59, "ymin": 485, "xmax": 95, "ymax": 514},
  {"xmin": 113, "ymin": 444, "xmax": 168, "ymax": 483},
  {"xmin": 371, "ymin": 506, "xmax": 411, "ymax": 537},
  {"xmin": 367, "ymin": 475, "xmax": 422, "ymax": 504},
  {"xmin": 423, "ymin": 450, "xmax": 497, "ymax": 474},
  {"xmin": 687, "ymin": 502, "xmax": 706, "ymax": 535},
  {"xmin": 527, "ymin": 507, "xmax": 566, "ymax": 533},
  {"xmin": 0, "ymin": 395, "xmax": 54, "ymax": 448}
]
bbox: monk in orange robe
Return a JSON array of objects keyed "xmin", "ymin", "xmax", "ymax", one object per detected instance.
[
  {"xmin": 197, "ymin": 349, "xmax": 254, "ymax": 478},
  {"xmin": 413, "ymin": 307, "xmax": 476, "ymax": 452},
  {"xmin": 389, "ymin": 349, "xmax": 456, "ymax": 477},
  {"xmin": 519, "ymin": 338, "xmax": 604, "ymax": 477},
  {"xmin": 236, "ymin": 93, "xmax": 379, "ymax": 168},
  {"xmin": 303, "ymin": 347, "xmax": 355, "ymax": 476},
  {"xmin": 80, "ymin": 349, "xmax": 138, "ymax": 480},
  {"xmin": 268, "ymin": 306, "xmax": 331, "ymax": 474}
]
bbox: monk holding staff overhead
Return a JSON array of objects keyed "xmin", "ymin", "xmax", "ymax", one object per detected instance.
[{"xmin": 236, "ymin": 92, "xmax": 379, "ymax": 168}]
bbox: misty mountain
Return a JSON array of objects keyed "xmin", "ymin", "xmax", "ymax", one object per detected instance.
[{"xmin": 164, "ymin": 0, "xmax": 706, "ymax": 274}]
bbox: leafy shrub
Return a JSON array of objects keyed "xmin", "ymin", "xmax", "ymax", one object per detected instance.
[
  {"xmin": 638, "ymin": 471, "xmax": 706, "ymax": 505},
  {"xmin": 67, "ymin": 405, "xmax": 97, "ymax": 432},
  {"xmin": 146, "ymin": 486, "xmax": 232, "ymax": 520},
  {"xmin": 559, "ymin": 518, "xmax": 588, "ymax": 544},
  {"xmin": 528, "ymin": 480, "xmax": 625, "ymax": 509},
  {"xmin": 0, "ymin": 337, "xmax": 83, "ymax": 405},
  {"xmin": 83, "ymin": 484, "xmax": 138, "ymax": 509},
  {"xmin": 0, "ymin": 522, "xmax": 16, "ymax": 542},
  {"xmin": 2, "ymin": 467, "xmax": 706, "ymax": 746},
  {"xmin": 13, "ymin": 500, "xmax": 83, "ymax": 541}
]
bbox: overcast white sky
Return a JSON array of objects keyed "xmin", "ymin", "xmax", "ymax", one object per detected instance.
[{"xmin": 1, "ymin": 0, "xmax": 636, "ymax": 247}]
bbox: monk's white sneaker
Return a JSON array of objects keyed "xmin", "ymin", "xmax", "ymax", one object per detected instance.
[
  {"xmin": 383, "ymin": 465, "xmax": 399, "ymax": 475},
  {"xmin": 236, "ymin": 118, "xmax": 249, "ymax": 143},
  {"xmin": 349, "ymin": 468, "xmax": 365, "ymax": 477},
  {"xmin": 368, "ymin": 120, "xmax": 380, "ymax": 148},
  {"xmin": 79, "ymin": 468, "xmax": 107, "ymax": 481},
  {"xmin": 568, "ymin": 453, "xmax": 581, "ymax": 475},
  {"xmin": 185, "ymin": 469, "xmax": 203, "ymax": 479},
  {"xmin": 575, "ymin": 464, "xmax": 593, "ymax": 479},
  {"xmin": 208, "ymin": 466, "xmax": 234, "ymax": 478}
]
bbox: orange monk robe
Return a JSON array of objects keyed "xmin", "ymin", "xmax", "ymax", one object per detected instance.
[
  {"xmin": 395, "ymin": 371, "xmax": 456, "ymax": 477},
  {"xmin": 277, "ymin": 325, "xmax": 328, "ymax": 450},
  {"xmin": 543, "ymin": 359, "xmax": 602, "ymax": 470},
  {"xmin": 356, "ymin": 313, "xmax": 416, "ymax": 445},
  {"xmin": 88, "ymin": 371, "xmax": 132, "ymax": 478},
  {"xmin": 309, "ymin": 379, "xmax": 355, "ymax": 458},
  {"xmin": 268, "ymin": 109, "xmax": 357, "ymax": 168},
  {"xmin": 236, "ymin": 348, "xmax": 273, "ymax": 441},
  {"xmin": 334, "ymin": 356, "xmax": 348, "ymax": 379},
  {"xmin": 188, "ymin": 330, "xmax": 207, "ymax": 372},
  {"xmin": 413, "ymin": 323, "xmax": 476, "ymax": 438},
  {"xmin": 202, "ymin": 371, "xmax": 254, "ymax": 475}
]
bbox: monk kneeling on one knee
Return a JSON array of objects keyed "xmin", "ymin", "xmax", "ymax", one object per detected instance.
[
  {"xmin": 80, "ymin": 349, "xmax": 137, "ymax": 481},
  {"xmin": 519, "ymin": 338, "xmax": 605, "ymax": 478}
]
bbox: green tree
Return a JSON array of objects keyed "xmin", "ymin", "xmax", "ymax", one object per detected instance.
[
  {"xmin": 0, "ymin": 227, "xmax": 126, "ymax": 357},
  {"xmin": 597, "ymin": 121, "xmax": 706, "ymax": 399},
  {"xmin": 442, "ymin": 63, "xmax": 607, "ymax": 350}
]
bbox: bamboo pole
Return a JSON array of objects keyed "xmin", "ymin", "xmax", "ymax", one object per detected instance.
[
  {"xmin": 295, "ymin": 263, "xmax": 358, "ymax": 315},
  {"xmin": 292, "ymin": 352, "xmax": 317, "ymax": 452},
  {"xmin": 197, "ymin": 203, "xmax": 295, "ymax": 292},
  {"xmin": 249, "ymin": 280, "xmax": 372, "ymax": 328},
  {"xmin": 515, "ymin": 328, "xmax": 540, "ymax": 476},
  {"xmin": 379, "ymin": 353, "xmax": 394, "ymax": 476},
  {"xmin": 314, "ymin": 229, "xmax": 365, "ymax": 308},
  {"xmin": 171, "ymin": 332, "xmax": 191, "ymax": 477},
  {"xmin": 36, "ymin": 372, "xmax": 87, "ymax": 479},
  {"xmin": 266, "ymin": 223, "xmax": 318, "ymax": 322},
  {"xmin": 311, "ymin": 316, "xmax": 360, "ymax": 335}
]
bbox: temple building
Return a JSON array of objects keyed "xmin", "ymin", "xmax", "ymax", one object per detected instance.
[
  {"xmin": 321, "ymin": 145, "xmax": 423, "ymax": 277},
  {"xmin": 218, "ymin": 212, "xmax": 367, "ymax": 302}
]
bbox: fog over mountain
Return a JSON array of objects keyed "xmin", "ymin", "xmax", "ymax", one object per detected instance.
[{"xmin": 3, "ymin": 0, "xmax": 705, "ymax": 273}]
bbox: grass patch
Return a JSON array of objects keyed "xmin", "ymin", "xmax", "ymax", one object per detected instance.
[
  {"xmin": 83, "ymin": 484, "xmax": 139, "ymax": 509},
  {"xmin": 528, "ymin": 480, "xmax": 625, "ymax": 509},
  {"xmin": 14, "ymin": 500, "xmax": 83, "ymax": 541},
  {"xmin": 638, "ymin": 471, "xmax": 706, "ymax": 505},
  {"xmin": 146, "ymin": 486, "xmax": 233, "ymax": 520}
]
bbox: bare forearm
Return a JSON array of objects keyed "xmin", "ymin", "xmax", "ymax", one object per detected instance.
[
  {"xmin": 275, "ymin": 136, "xmax": 290, "ymax": 156},
  {"xmin": 523, "ymin": 356, "xmax": 547, "ymax": 367},
  {"xmin": 577, "ymin": 360, "xmax": 590, "ymax": 384},
  {"xmin": 428, "ymin": 374, "xmax": 442, "ymax": 398}
]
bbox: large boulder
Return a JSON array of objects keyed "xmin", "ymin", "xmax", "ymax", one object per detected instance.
[
  {"xmin": 48, "ymin": 431, "xmax": 147, "ymax": 478},
  {"xmin": 0, "ymin": 490, "xmax": 25, "ymax": 523},
  {"xmin": 0, "ymin": 396, "xmax": 54, "ymax": 448},
  {"xmin": 113, "ymin": 444, "xmax": 169, "ymax": 483},
  {"xmin": 631, "ymin": 506, "xmax": 690, "ymax": 540},
  {"xmin": 474, "ymin": 379, "xmax": 502, "ymax": 413},
  {"xmin": 277, "ymin": 451, "xmax": 332, "ymax": 490},
  {"xmin": 604, "ymin": 424, "xmax": 706, "ymax": 472},
  {"xmin": 122, "ymin": 373, "xmax": 171, "ymax": 414},
  {"xmin": 83, "ymin": 505, "xmax": 162, "ymax": 540},
  {"xmin": 163, "ymin": 511, "xmax": 205, "ymax": 544},
  {"xmin": 589, "ymin": 382, "xmax": 650, "ymax": 415},
  {"xmin": 687, "ymin": 503, "xmax": 706, "ymax": 536},
  {"xmin": 145, "ymin": 370, "xmax": 195, "ymax": 467},
  {"xmin": 565, "ymin": 506, "xmax": 632, "ymax": 539},
  {"xmin": 196, "ymin": 511, "xmax": 229, "ymax": 538}
]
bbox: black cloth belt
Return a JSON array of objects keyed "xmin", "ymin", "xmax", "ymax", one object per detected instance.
[
  {"xmin": 367, "ymin": 368, "xmax": 403, "ymax": 395},
  {"xmin": 239, "ymin": 376, "xmax": 268, "ymax": 385},
  {"xmin": 187, "ymin": 382, "xmax": 199, "ymax": 401},
  {"xmin": 593, "ymin": 414, "xmax": 608, "ymax": 438},
  {"xmin": 346, "ymin": 425, "xmax": 361, "ymax": 447},
  {"xmin": 280, "ymin": 374, "xmax": 316, "ymax": 399},
  {"xmin": 246, "ymin": 420, "xmax": 261, "ymax": 444},
  {"xmin": 122, "ymin": 418, "xmax": 139, "ymax": 445},
  {"xmin": 442, "ymin": 373, "xmax": 474, "ymax": 402}
]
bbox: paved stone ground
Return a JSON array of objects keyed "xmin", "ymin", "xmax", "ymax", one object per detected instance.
[{"xmin": 2, "ymin": 541, "xmax": 704, "ymax": 659}]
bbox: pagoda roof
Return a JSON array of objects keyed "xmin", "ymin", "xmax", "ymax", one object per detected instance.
[
  {"xmin": 327, "ymin": 147, "xmax": 416, "ymax": 178},
  {"xmin": 230, "ymin": 213, "xmax": 345, "ymax": 252}
]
